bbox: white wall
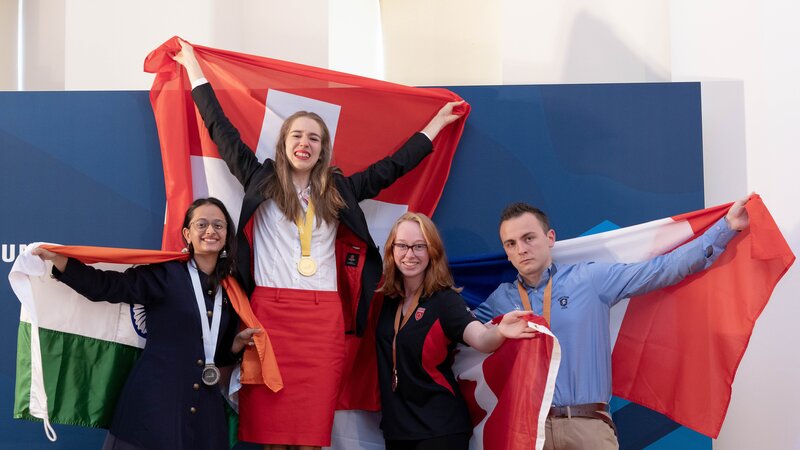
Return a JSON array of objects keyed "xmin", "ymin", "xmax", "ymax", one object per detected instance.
[
  {"xmin": 671, "ymin": 2, "xmax": 800, "ymax": 449},
  {"xmin": 6, "ymin": 1, "xmax": 799, "ymax": 448}
]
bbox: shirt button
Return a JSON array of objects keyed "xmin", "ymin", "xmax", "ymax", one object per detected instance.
[
  {"xmin": 193, "ymin": 383, "xmax": 200, "ymax": 391},
  {"xmin": 196, "ymin": 359, "xmax": 203, "ymax": 367},
  {"xmin": 190, "ymin": 407, "xmax": 197, "ymax": 414}
]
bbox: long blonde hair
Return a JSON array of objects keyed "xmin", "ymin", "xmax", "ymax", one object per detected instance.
[
  {"xmin": 260, "ymin": 111, "xmax": 345, "ymax": 224},
  {"xmin": 379, "ymin": 212, "xmax": 461, "ymax": 298}
]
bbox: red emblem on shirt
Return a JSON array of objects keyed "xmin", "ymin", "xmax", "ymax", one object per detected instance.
[{"xmin": 415, "ymin": 307, "xmax": 426, "ymax": 321}]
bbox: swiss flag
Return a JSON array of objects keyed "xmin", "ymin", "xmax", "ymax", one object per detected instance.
[{"xmin": 143, "ymin": 36, "xmax": 469, "ymax": 252}]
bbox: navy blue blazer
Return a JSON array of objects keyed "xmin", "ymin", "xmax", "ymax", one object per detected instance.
[{"xmin": 55, "ymin": 259, "xmax": 239, "ymax": 450}]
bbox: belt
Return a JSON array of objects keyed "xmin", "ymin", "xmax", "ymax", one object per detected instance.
[{"xmin": 548, "ymin": 402, "xmax": 617, "ymax": 435}]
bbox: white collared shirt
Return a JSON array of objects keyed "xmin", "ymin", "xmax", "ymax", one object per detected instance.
[{"xmin": 252, "ymin": 199, "xmax": 338, "ymax": 291}]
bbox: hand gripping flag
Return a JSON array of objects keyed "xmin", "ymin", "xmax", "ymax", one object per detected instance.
[
  {"xmin": 10, "ymin": 244, "xmax": 281, "ymax": 442},
  {"xmin": 143, "ymin": 36, "xmax": 469, "ymax": 252},
  {"xmin": 453, "ymin": 315, "xmax": 561, "ymax": 450}
]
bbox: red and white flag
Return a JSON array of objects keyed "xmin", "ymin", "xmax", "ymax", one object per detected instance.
[
  {"xmin": 454, "ymin": 316, "xmax": 560, "ymax": 450},
  {"xmin": 609, "ymin": 195, "xmax": 794, "ymax": 438},
  {"xmin": 546, "ymin": 195, "xmax": 793, "ymax": 438},
  {"xmin": 143, "ymin": 36, "xmax": 469, "ymax": 252}
]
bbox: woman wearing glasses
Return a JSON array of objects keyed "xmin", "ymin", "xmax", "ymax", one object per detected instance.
[
  {"xmin": 172, "ymin": 41, "xmax": 464, "ymax": 449},
  {"xmin": 32, "ymin": 198, "xmax": 258, "ymax": 450},
  {"xmin": 376, "ymin": 212, "xmax": 537, "ymax": 449}
]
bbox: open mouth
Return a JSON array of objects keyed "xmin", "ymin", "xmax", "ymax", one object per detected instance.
[{"xmin": 294, "ymin": 150, "xmax": 311, "ymax": 160}]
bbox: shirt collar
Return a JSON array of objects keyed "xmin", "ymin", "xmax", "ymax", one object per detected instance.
[{"xmin": 517, "ymin": 263, "xmax": 557, "ymax": 289}]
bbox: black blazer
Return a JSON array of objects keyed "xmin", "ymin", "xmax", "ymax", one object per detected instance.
[
  {"xmin": 55, "ymin": 259, "xmax": 238, "ymax": 450},
  {"xmin": 192, "ymin": 83, "xmax": 433, "ymax": 335}
]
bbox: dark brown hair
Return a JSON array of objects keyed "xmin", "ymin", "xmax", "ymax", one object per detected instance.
[
  {"xmin": 181, "ymin": 197, "xmax": 237, "ymax": 293},
  {"xmin": 499, "ymin": 202, "xmax": 551, "ymax": 231}
]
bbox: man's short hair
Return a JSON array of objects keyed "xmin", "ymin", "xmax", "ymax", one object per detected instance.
[{"xmin": 499, "ymin": 202, "xmax": 551, "ymax": 231}]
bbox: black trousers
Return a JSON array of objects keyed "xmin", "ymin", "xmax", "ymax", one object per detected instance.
[{"xmin": 385, "ymin": 432, "xmax": 471, "ymax": 450}]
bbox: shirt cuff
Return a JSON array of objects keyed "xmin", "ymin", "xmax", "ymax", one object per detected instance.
[
  {"xmin": 419, "ymin": 131, "xmax": 432, "ymax": 142},
  {"xmin": 703, "ymin": 217, "xmax": 739, "ymax": 259},
  {"xmin": 191, "ymin": 77, "xmax": 209, "ymax": 90}
]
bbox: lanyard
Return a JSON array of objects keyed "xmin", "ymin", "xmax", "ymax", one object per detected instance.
[
  {"xmin": 295, "ymin": 200, "xmax": 317, "ymax": 276},
  {"xmin": 295, "ymin": 200, "xmax": 315, "ymax": 260},
  {"xmin": 391, "ymin": 287, "xmax": 422, "ymax": 391},
  {"xmin": 188, "ymin": 260, "xmax": 223, "ymax": 365},
  {"xmin": 517, "ymin": 277, "xmax": 553, "ymax": 326}
]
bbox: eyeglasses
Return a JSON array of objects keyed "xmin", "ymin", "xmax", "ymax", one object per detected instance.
[
  {"xmin": 392, "ymin": 243, "xmax": 428, "ymax": 255},
  {"xmin": 190, "ymin": 220, "xmax": 227, "ymax": 232}
]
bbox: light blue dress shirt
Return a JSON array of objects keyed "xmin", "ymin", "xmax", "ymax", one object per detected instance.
[{"xmin": 474, "ymin": 217, "xmax": 738, "ymax": 407}]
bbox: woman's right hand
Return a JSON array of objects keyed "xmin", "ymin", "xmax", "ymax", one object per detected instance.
[
  {"xmin": 171, "ymin": 39, "xmax": 205, "ymax": 83},
  {"xmin": 231, "ymin": 327, "xmax": 262, "ymax": 354},
  {"xmin": 31, "ymin": 247, "xmax": 67, "ymax": 273}
]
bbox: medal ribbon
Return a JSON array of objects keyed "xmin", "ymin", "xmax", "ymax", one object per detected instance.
[
  {"xmin": 188, "ymin": 260, "xmax": 223, "ymax": 366},
  {"xmin": 391, "ymin": 287, "xmax": 423, "ymax": 391},
  {"xmin": 295, "ymin": 200, "xmax": 315, "ymax": 268},
  {"xmin": 516, "ymin": 277, "xmax": 552, "ymax": 326}
]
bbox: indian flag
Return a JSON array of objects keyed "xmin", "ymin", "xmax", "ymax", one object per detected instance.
[{"xmin": 10, "ymin": 244, "xmax": 146, "ymax": 441}]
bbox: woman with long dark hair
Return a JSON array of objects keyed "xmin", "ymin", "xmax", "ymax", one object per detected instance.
[{"xmin": 33, "ymin": 197, "xmax": 257, "ymax": 450}]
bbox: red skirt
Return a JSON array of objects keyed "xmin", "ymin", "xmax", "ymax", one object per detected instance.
[{"xmin": 238, "ymin": 286, "xmax": 345, "ymax": 446}]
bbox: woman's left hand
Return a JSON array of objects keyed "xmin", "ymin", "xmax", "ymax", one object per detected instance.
[
  {"xmin": 231, "ymin": 327, "xmax": 262, "ymax": 354},
  {"xmin": 497, "ymin": 310, "xmax": 539, "ymax": 339}
]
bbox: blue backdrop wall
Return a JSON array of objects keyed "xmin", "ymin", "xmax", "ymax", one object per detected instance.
[{"xmin": 0, "ymin": 83, "xmax": 705, "ymax": 449}]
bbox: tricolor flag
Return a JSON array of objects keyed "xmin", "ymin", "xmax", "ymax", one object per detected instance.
[
  {"xmin": 453, "ymin": 194, "xmax": 793, "ymax": 439},
  {"xmin": 10, "ymin": 244, "xmax": 279, "ymax": 443},
  {"xmin": 143, "ymin": 36, "xmax": 469, "ymax": 252}
]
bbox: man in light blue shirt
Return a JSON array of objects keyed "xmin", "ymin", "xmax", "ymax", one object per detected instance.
[{"xmin": 473, "ymin": 199, "xmax": 750, "ymax": 450}]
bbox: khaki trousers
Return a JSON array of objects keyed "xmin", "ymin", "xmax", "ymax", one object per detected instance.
[{"xmin": 542, "ymin": 413, "xmax": 618, "ymax": 450}]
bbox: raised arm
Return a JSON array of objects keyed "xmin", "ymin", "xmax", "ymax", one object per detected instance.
[
  {"xmin": 346, "ymin": 101, "xmax": 465, "ymax": 201},
  {"xmin": 593, "ymin": 195, "xmax": 751, "ymax": 305},
  {"xmin": 172, "ymin": 40, "xmax": 264, "ymax": 189}
]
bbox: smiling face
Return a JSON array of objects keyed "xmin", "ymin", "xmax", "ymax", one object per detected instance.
[
  {"xmin": 499, "ymin": 212, "xmax": 556, "ymax": 286},
  {"xmin": 182, "ymin": 204, "xmax": 228, "ymax": 257},
  {"xmin": 393, "ymin": 220, "xmax": 430, "ymax": 286},
  {"xmin": 284, "ymin": 116, "xmax": 324, "ymax": 179}
]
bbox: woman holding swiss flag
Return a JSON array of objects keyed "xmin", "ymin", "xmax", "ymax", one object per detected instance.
[{"xmin": 173, "ymin": 40, "xmax": 464, "ymax": 450}]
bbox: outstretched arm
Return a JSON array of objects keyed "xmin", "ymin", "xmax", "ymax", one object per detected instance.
[{"xmin": 462, "ymin": 310, "xmax": 537, "ymax": 353}]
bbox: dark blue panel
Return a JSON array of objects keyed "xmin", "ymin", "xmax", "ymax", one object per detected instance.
[
  {"xmin": 433, "ymin": 83, "xmax": 703, "ymax": 258},
  {"xmin": 0, "ymin": 91, "xmax": 163, "ymax": 447},
  {"xmin": 0, "ymin": 85, "xmax": 707, "ymax": 448}
]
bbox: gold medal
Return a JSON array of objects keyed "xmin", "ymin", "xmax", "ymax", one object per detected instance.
[{"xmin": 297, "ymin": 256, "xmax": 317, "ymax": 277}]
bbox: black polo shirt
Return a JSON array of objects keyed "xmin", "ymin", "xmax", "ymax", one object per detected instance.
[{"xmin": 376, "ymin": 288, "xmax": 479, "ymax": 440}]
